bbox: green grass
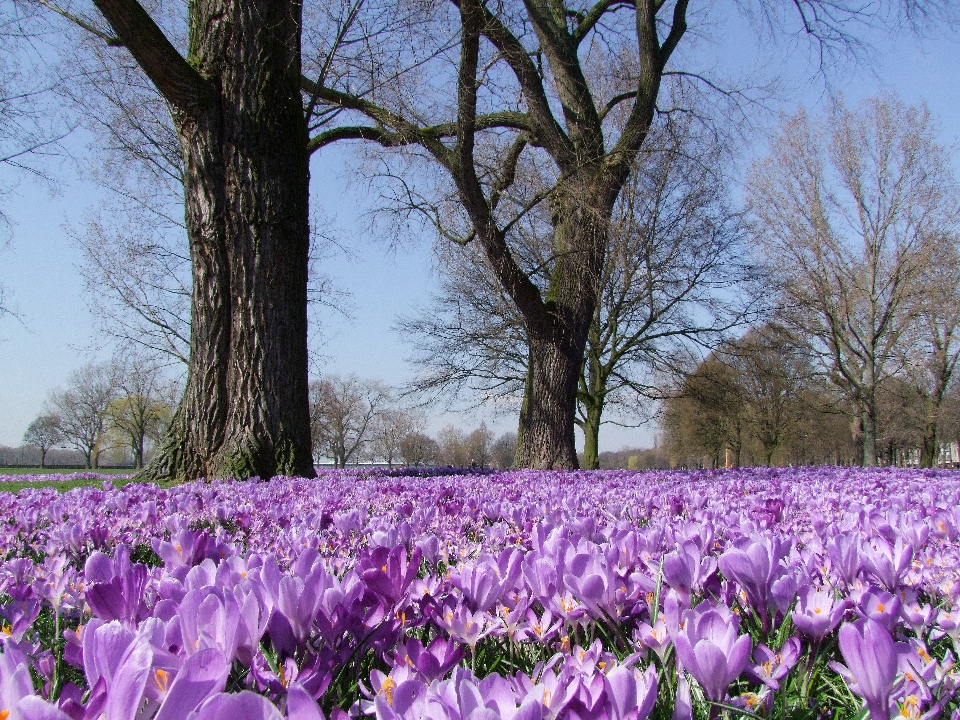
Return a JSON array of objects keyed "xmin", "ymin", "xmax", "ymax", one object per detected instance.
[
  {"xmin": 0, "ymin": 476, "xmax": 145, "ymax": 494},
  {"xmin": 0, "ymin": 466, "xmax": 134, "ymax": 475},
  {"xmin": 0, "ymin": 467, "xmax": 140, "ymax": 494}
]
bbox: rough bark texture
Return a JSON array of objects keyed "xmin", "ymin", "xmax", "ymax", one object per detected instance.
[
  {"xmin": 860, "ymin": 402, "xmax": 878, "ymax": 467},
  {"xmin": 130, "ymin": 0, "xmax": 314, "ymax": 481},
  {"xmin": 921, "ymin": 414, "xmax": 938, "ymax": 468},
  {"xmin": 519, "ymin": 331, "xmax": 583, "ymax": 468}
]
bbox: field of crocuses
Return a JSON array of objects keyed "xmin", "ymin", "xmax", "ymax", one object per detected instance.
[{"xmin": 1, "ymin": 466, "xmax": 959, "ymax": 719}]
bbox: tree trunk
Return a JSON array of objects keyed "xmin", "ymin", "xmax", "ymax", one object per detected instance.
[
  {"xmin": 581, "ymin": 397, "xmax": 603, "ymax": 470},
  {"xmin": 515, "ymin": 347, "xmax": 534, "ymax": 468},
  {"xmin": 580, "ymin": 311, "xmax": 607, "ymax": 470},
  {"xmin": 510, "ymin": 182, "xmax": 611, "ymax": 470},
  {"xmin": 517, "ymin": 330, "xmax": 584, "ymax": 469},
  {"xmin": 861, "ymin": 404, "xmax": 878, "ymax": 467},
  {"xmin": 920, "ymin": 392, "xmax": 943, "ymax": 468},
  {"xmin": 134, "ymin": 433, "xmax": 144, "ymax": 470},
  {"xmin": 140, "ymin": 0, "xmax": 314, "ymax": 482}
]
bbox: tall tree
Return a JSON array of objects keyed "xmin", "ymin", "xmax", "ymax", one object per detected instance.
[
  {"xmin": 724, "ymin": 326, "xmax": 811, "ymax": 465},
  {"xmin": 36, "ymin": 0, "xmax": 315, "ymax": 480},
  {"xmin": 749, "ymin": 96, "xmax": 956, "ymax": 466},
  {"xmin": 49, "ymin": 361, "xmax": 117, "ymax": 468},
  {"xmin": 23, "ymin": 414, "xmax": 64, "ymax": 468},
  {"xmin": 309, "ymin": 375, "xmax": 389, "ymax": 467},
  {"xmin": 662, "ymin": 354, "xmax": 745, "ymax": 468},
  {"xmin": 107, "ymin": 354, "xmax": 174, "ymax": 468},
  {"xmin": 898, "ymin": 237, "xmax": 960, "ymax": 467},
  {"xmin": 398, "ymin": 116, "xmax": 754, "ymax": 468},
  {"xmin": 307, "ymin": 0, "xmax": 927, "ymax": 468}
]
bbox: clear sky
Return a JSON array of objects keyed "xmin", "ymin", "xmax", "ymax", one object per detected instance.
[{"xmin": 1, "ymin": 11, "xmax": 959, "ymax": 451}]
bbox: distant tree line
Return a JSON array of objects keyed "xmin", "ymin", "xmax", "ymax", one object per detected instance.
[
  {"xmin": 18, "ymin": 355, "xmax": 178, "ymax": 469},
  {"xmin": 308, "ymin": 373, "xmax": 516, "ymax": 468}
]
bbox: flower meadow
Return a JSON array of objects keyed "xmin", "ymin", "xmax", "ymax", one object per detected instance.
[{"xmin": 1, "ymin": 466, "xmax": 960, "ymax": 720}]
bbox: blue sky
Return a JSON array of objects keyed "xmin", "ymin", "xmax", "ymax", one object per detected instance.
[{"xmin": 1, "ymin": 14, "xmax": 959, "ymax": 451}]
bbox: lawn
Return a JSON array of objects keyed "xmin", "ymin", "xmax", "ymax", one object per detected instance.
[{"xmin": 0, "ymin": 467, "xmax": 137, "ymax": 493}]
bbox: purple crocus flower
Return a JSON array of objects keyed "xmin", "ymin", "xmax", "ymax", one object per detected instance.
[
  {"xmin": 153, "ymin": 648, "xmax": 230, "ymax": 720},
  {"xmin": 673, "ymin": 604, "xmax": 752, "ymax": 704},
  {"xmin": 744, "ymin": 638, "xmax": 801, "ymax": 690},
  {"xmin": 662, "ymin": 540, "xmax": 716, "ymax": 607},
  {"xmin": 1, "ymin": 642, "xmax": 34, "ymax": 719},
  {"xmin": 603, "ymin": 664, "xmax": 658, "ymax": 720},
  {"xmin": 191, "ymin": 690, "xmax": 285, "ymax": 720},
  {"xmin": 861, "ymin": 538, "xmax": 913, "ymax": 592},
  {"xmin": 833, "ymin": 619, "xmax": 897, "ymax": 720},
  {"xmin": 671, "ymin": 673, "xmax": 693, "ymax": 720},
  {"xmin": 718, "ymin": 536, "xmax": 791, "ymax": 633},
  {"xmin": 856, "ymin": 588, "xmax": 902, "ymax": 634},
  {"xmin": 286, "ymin": 683, "xmax": 327, "ymax": 720},
  {"xmin": 84, "ymin": 545, "xmax": 149, "ymax": 628},
  {"xmin": 826, "ymin": 532, "xmax": 862, "ymax": 587},
  {"xmin": 790, "ymin": 586, "xmax": 850, "ymax": 643},
  {"xmin": 392, "ymin": 637, "xmax": 465, "ymax": 683},
  {"xmin": 358, "ymin": 545, "xmax": 423, "ymax": 607}
]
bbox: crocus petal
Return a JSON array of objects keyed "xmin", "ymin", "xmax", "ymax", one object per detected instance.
[
  {"xmin": 190, "ymin": 691, "xmax": 284, "ymax": 720},
  {"xmin": 692, "ymin": 641, "xmax": 729, "ymax": 701},
  {"xmin": 671, "ymin": 674, "xmax": 693, "ymax": 720},
  {"xmin": 286, "ymin": 684, "xmax": 326, "ymax": 720},
  {"xmin": 155, "ymin": 648, "xmax": 230, "ymax": 720},
  {"xmin": 725, "ymin": 633, "xmax": 753, "ymax": 684},
  {"xmin": 16, "ymin": 696, "xmax": 73, "ymax": 720},
  {"xmin": 104, "ymin": 638, "xmax": 153, "ymax": 720}
]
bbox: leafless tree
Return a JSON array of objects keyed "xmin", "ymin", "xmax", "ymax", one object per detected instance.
[
  {"xmin": 748, "ymin": 95, "xmax": 957, "ymax": 466},
  {"xmin": 896, "ymin": 237, "xmax": 960, "ymax": 466},
  {"xmin": 399, "ymin": 431, "xmax": 439, "ymax": 467},
  {"xmin": 23, "ymin": 413, "xmax": 64, "ymax": 467},
  {"xmin": 49, "ymin": 361, "xmax": 118, "ymax": 468},
  {"xmin": 432, "ymin": 425, "xmax": 466, "ymax": 467},
  {"xmin": 721, "ymin": 326, "xmax": 813, "ymax": 465},
  {"xmin": 464, "ymin": 421, "xmax": 494, "ymax": 467},
  {"xmin": 28, "ymin": 0, "xmax": 321, "ymax": 481},
  {"xmin": 489, "ymin": 432, "xmax": 518, "ymax": 469},
  {"xmin": 369, "ymin": 407, "xmax": 423, "ymax": 467},
  {"xmin": 106, "ymin": 353, "xmax": 175, "ymax": 468},
  {"xmin": 662, "ymin": 354, "xmax": 745, "ymax": 468},
  {"xmin": 399, "ymin": 114, "xmax": 755, "ymax": 467},
  {"xmin": 310, "ymin": 375, "xmax": 390, "ymax": 467}
]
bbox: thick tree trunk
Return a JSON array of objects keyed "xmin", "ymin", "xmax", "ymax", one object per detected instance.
[
  {"xmin": 920, "ymin": 390, "xmax": 946, "ymax": 468},
  {"xmin": 511, "ymin": 181, "xmax": 612, "ymax": 470},
  {"xmin": 141, "ymin": 0, "xmax": 314, "ymax": 482},
  {"xmin": 861, "ymin": 404, "xmax": 878, "ymax": 467},
  {"xmin": 581, "ymin": 398, "xmax": 603, "ymax": 470},
  {"xmin": 518, "ymin": 331, "xmax": 583, "ymax": 468}
]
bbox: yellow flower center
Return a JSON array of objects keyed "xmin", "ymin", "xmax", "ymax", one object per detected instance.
[
  {"xmin": 382, "ymin": 677, "xmax": 396, "ymax": 706},
  {"xmin": 154, "ymin": 669, "xmax": 170, "ymax": 693}
]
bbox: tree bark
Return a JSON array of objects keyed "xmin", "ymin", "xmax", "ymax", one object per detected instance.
[
  {"xmin": 133, "ymin": 0, "xmax": 314, "ymax": 481},
  {"xmin": 581, "ymin": 400, "xmax": 603, "ymax": 470},
  {"xmin": 519, "ymin": 331, "xmax": 583, "ymax": 468},
  {"xmin": 861, "ymin": 403, "xmax": 878, "ymax": 467},
  {"xmin": 920, "ymin": 393, "xmax": 943, "ymax": 468},
  {"xmin": 512, "ymin": 184, "xmax": 611, "ymax": 469}
]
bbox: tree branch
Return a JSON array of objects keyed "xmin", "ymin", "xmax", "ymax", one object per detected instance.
[
  {"xmin": 307, "ymin": 125, "xmax": 408, "ymax": 153},
  {"xmin": 90, "ymin": 0, "xmax": 211, "ymax": 112},
  {"xmin": 573, "ymin": 0, "xmax": 633, "ymax": 43},
  {"xmin": 35, "ymin": 0, "xmax": 122, "ymax": 45}
]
